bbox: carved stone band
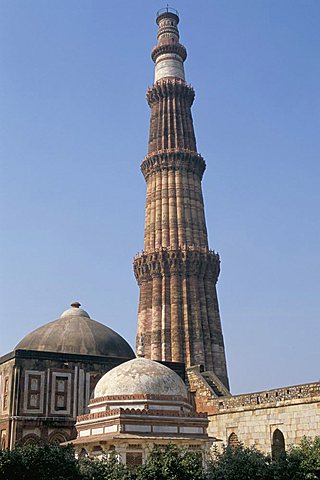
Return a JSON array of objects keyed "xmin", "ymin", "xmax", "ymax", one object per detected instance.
[
  {"xmin": 141, "ymin": 150, "xmax": 206, "ymax": 180},
  {"xmin": 146, "ymin": 78, "xmax": 194, "ymax": 107},
  {"xmin": 133, "ymin": 248, "xmax": 220, "ymax": 284}
]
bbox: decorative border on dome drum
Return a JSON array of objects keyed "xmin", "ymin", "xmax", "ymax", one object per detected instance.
[
  {"xmin": 147, "ymin": 78, "xmax": 194, "ymax": 107},
  {"xmin": 77, "ymin": 407, "xmax": 207, "ymax": 423},
  {"xmin": 90, "ymin": 393, "xmax": 188, "ymax": 404},
  {"xmin": 141, "ymin": 150, "xmax": 206, "ymax": 180}
]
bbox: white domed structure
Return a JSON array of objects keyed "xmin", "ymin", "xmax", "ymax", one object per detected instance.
[
  {"xmin": 71, "ymin": 356, "xmax": 211, "ymax": 463},
  {"xmin": 94, "ymin": 357, "xmax": 188, "ymax": 399}
]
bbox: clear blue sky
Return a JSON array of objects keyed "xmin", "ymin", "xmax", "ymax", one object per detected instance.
[{"xmin": 0, "ymin": 0, "xmax": 319, "ymax": 394}]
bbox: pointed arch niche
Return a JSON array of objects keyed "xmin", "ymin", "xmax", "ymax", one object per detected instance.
[
  {"xmin": 228, "ymin": 432, "xmax": 240, "ymax": 449},
  {"xmin": 272, "ymin": 429, "xmax": 285, "ymax": 460},
  {"xmin": 48, "ymin": 431, "xmax": 68, "ymax": 445}
]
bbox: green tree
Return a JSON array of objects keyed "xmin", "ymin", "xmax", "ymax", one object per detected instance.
[
  {"xmin": 0, "ymin": 447, "xmax": 25, "ymax": 480},
  {"xmin": 136, "ymin": 444, "xmax": 205, "ymax": 480},
  {"xmin": 1, "ymin": 436, "xmax": 319, "ymax": 480},
  {"xmin": 207, "ymin": 444, "xmax": 273, "ymax": 480},
  {"xmin": 79, "ymin": 452, "xmax": 135, "ymax": 480},
  {"xmin": 0, "ymin": 444, "xmax": 81, "ymax": 480},
  {"xmin": 284, "ymin": 436, "xmax": 320, "ymax": 480}
]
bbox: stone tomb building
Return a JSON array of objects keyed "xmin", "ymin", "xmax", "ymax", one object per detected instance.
[
  {"xmin": 69, "ymin": 357, "xmax": 211, "ymax": 464},
  {"xmin": 0, "ymin": 302, "xmax": 185, "ymax": 450},
  {"xmin": 0, "ymin": 303, "xmax": 136, "ymax": 448}
]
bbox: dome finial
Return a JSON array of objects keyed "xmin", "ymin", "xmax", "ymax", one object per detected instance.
[{"xmin": 71, "ymin": 301, "xmax": 81, "ymax": 308}]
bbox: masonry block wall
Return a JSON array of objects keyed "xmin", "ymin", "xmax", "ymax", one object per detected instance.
[{"xmin": 208, "ymin": 381, "xmax": 319, "ymax": 453}]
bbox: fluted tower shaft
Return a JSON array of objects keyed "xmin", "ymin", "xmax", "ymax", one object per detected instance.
[{"xmin": 134, "ymin": 10, "xmax": 229, "ymax": 389}]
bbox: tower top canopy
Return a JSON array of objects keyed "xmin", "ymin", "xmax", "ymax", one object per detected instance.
[{"xmin": 156, "ymin": 7, "xmax": 179, "ymax": 25}]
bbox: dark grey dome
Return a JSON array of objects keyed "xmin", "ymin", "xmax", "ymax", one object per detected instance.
[{"xmin": 15, "ymin": 303, "xmax": 135, "ymax": 358}]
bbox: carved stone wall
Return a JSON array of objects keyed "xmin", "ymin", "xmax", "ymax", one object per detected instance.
[{"xmin": 0, "ymin": 349, "xmax": 134, "ymax": 448}]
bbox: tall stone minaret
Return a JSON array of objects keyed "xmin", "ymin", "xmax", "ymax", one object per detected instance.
[{"xmin": 134, "ymin": 8, "xmax": 229, "ymax": 389}]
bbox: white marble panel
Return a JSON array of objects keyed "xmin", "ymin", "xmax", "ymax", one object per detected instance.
[
  {"xmin": 92, "ymin": 427, "xmax": 104, "ymax": 435},
  {"xmin": 104, "ymin": 425, "xmax": 118, "ymax": 433}
]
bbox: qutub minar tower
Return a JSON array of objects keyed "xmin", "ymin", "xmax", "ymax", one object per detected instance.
[
  {"xmin": 134, "ymin": 8, "xmax": 229, "ymax": 390},
  {"xmin": 0, "ymin": 6, "xmax": 318, "ymax": 455}
]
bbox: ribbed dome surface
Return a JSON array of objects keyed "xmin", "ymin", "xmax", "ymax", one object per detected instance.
[
  {"xmin": 94, "ymin": 357, "xmax": 188, "ymax": 399},
  {"xmin": 15, "ymin": 304, "xmax": 135, "ymax": 358}
]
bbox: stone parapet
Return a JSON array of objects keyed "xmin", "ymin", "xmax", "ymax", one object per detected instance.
[
  {"xmin": 206, "ymin": 382, "xmax": 320, "ymax": 454},
  {"xmin": 187, "ymin": 372, "xmax": 320, "ymax": 417},
  {"xmin": 213, "ymin": 382, "xmax": 320, "ymax": 412}
]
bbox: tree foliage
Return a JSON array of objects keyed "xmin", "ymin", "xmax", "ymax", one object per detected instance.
[
  {"xmin": 0, "ymin": 437, "xmax": 319, "ymax": 480},
  {"xmin": 284, "ymin": 436, "xmax": 320, "ymax": 480},
  {"xmin": 136, "ymin": 444, "xmax": 205, "ymax": 480},
  {"xmin": 0, "ymin": 444, "xmax": 80, "ymax": 480},
  {"xmin": 206, "ymin": 438, "xmax": 320, "ymax": 480},
  {"xmin": 206, "ymin": 444, "xmax": 273, "ymax": 480},
  {"xmin": 79, "ymin": 452, "xmax": 134, "ymax": 480}
]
